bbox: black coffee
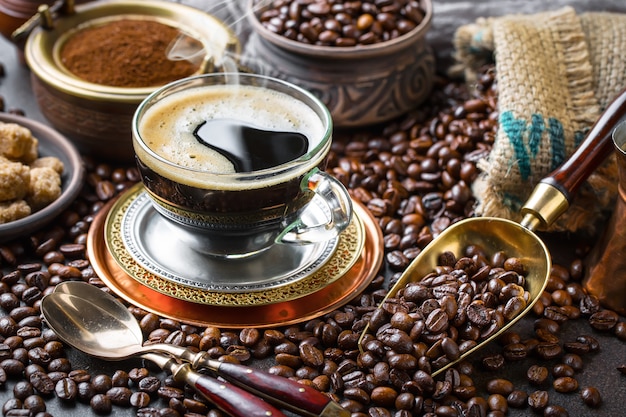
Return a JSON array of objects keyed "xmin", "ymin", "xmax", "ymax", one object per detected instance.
[{"xmin": 193, "ymin": 119, "xmax": 309, "ymax": 172}]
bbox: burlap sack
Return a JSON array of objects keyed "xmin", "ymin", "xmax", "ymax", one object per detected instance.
[{"xmin": 450, "ymin": 7, "xmax": 626, "ymax": 233}]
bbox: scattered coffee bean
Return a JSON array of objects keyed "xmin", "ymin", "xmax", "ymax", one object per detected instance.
[
  {"xmin": 553, "ymin": 376, "xmax": 578, "ymax": 393},
  {"xmin": 580, "ymin": 386, "xmax": 602, "ymax": 408},
  {"xmin": 543, "ymin": 404, "xmax": 569, "ymax": 417},
  {"xmin": 90, "ymin": 393, "xmax": 112, "ymax": 414}
]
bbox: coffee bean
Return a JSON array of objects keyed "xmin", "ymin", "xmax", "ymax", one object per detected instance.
[
  {"xmin": 553, "ymin": 376, "xmax": 578, "ymax": 393},
  {"xmin": 536, "ymin": 342, "xmax": 562, "ymax": 360},
  {"xmin": 130, "ymin": 391, "xmax": 151, "ymax": 408},
  {"xmin": 90, "ymin": 393, "xmax": 112, "ymax": 414},
  {"xmin": 69, "ymin": 369, "xmax": 91, "ymax": 383},
  {"xmin": 12, "ymin": 380, "xmax": 34, "ymax": 400},
  {"xmin": 157, "ymin": 386, "xmax": 184, "ymax": 401},
  {"xmin": 506, "ymin": 390, "xmax": 528, "ymax": 408},
  {"xmin": 482, "ymin": 354, "xmax": 505, "ymax": 371},
  {"xmin": 77, "ymin": 381, "xmax": 96, "ymax": 403},
  {"xmin": 29, "ymin": 371, "xmax": 55, "ymax": 395},
  {"xmin": 562, "ymin": 353, "xmax": 584, "ymax": 372},
  {"xmin": 107, "ymin": 386, "xmax": 132, "ymax": 406},
  {"xmin": 552, "ymin": 364, "xmax": 575, "ymax": 378},
  {"xmin": 138, "ymin": 376, "xmax": 161, "ymax": 394},
  {"xmin": 91, "ymin": 374, "xmax": 113, "ymax": 393},
  {"xmin": 589, "ymin": 310, "xmax": 619, "ymax": 331},
  {"xmin": 580, "ymin": 386, "xmax": 602, "ymax": 407},
  {"xmin": 486, "ymin": 379, "xmax": 514, "ymax": 396},
  {"xmin": 528, "ymin": 390, "xmax": 549, "ymax": 411},
  {"xmin": 111, "ymin": 370, "xmax": 130, "ymax": 387},
  {"xmin": 543, "ymin": 404, "xmax": 569, "ymax": 417},
  {"xmin": 1, "ymin": 358, "xmax": 25, "ymax": 376},
  {"xmin": 22, "ymin": 394, "xmax": 46, "ymax": 414},
  {"xmin": 55, "ymin": 377, "xmax": 78, "ymax": 400}
]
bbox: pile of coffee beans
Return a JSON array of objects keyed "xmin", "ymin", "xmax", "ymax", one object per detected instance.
[
  {"xmin": 255, "ymin": 0, "xmax": 427, "ymax": 46},
  {"xmin": 0, "ymin": 58, "xmax": 625, "ymax": 417},
  {"xmin": 365, "ymin": 247, "xmax": 530, "ymax": 376}
]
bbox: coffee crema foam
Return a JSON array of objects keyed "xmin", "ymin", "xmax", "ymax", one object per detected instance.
[{"xmin": 137, "ymin": 84, "xmax": 327, "ymax": 188}]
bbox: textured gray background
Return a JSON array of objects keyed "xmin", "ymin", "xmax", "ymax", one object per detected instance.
[{"xmin": 1, "ymin": 1, "xmax": 625, "ymax": 416}]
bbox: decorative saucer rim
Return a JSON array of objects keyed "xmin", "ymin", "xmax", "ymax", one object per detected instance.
[{"xmin": 103, "ymin": 183, "xmax": 366, "ymax": 307}]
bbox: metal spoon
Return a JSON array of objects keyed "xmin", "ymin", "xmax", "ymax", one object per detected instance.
[
  {"xmin": 41, "ymin": 289, "xmax": 286, "ymax": 417},
  {"xmin": 42, "ymin": 281, "xmax": 348, "ymax": 417},
  {"xmin": 361, "ymin": 87, "xmax": 626, "ymax": 377}
]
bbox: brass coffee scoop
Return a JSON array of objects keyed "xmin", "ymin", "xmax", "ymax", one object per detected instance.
[{"xmin": 360, "ymin": 87, "xmax": 626, "ymax": 377}]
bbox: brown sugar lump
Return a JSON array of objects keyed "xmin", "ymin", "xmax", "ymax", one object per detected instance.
[
  {"xmin": 21, "ymin": 138, "xmax": 40, "ymax": 164},
  {"xmin": 0, "ymin": 200, "xmax": 31, "ymax": 223},
  {"xmin": 31, "ymin": 156, "xmax": 65, "ymax": 175},
  {"xmin": 27, "ymin": 167, "xmax": 62, "ymax": 211},
  {"xmin": 0, "ymin": 122, "xmax": 38, "ymax": 163},
  {"xmin": 0, "ymin": 157, "xmax": 30, "ymax": 201}
]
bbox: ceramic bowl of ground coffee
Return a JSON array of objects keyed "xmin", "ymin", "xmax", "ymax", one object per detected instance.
[
  {"xmin": 23, "ymin": 0, "xmax": 240, "ymax": 162},
  {"xmin": 244, "ymin": 0, "xmax": 435, "ymax": 128}
]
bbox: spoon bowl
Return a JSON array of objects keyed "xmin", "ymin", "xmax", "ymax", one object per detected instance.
[{"xmin": 42, "ymin": 289, "xmax": 147, "ymax": 359}]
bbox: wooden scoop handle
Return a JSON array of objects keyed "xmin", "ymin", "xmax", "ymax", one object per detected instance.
[
  {"xmin": 544, "ymin": 87, "xmax": 626, "ymax": 197},
  {"xmin": 521, "ymin": 87, "xmax": 626, "ymax": 229}
]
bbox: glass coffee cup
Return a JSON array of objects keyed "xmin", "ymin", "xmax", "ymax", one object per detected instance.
[{"xmin": 132, "ymin": 73, "xmax": 352, "ymax": 258}]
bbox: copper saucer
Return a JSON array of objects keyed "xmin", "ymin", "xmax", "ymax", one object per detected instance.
[{"xmin": 87, "ymin": 189, "xmax": 384, "ymax": 328}]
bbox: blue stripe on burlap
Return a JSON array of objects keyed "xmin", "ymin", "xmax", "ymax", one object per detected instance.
[
  {"xmin": 547, "ymin": 117, "xmax": 565, "ymax": 170},
  {"xmin": 528, "ymin": 113, "xmax": 545, "ymax": 158},
  {"xmin": 501, "ymin": 111, "xmax": 531, "ymax": 180},
  {"xmin": 501, "ymin": 111, "xmax": 568, "ymax": 180},
  {"xmin": 574, "ymin": 129, "xmax": 586, "ymax": 147}
]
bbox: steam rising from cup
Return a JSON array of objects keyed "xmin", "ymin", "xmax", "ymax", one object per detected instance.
[{"xmin": 164, "ymin": 0, "xmax": 272, "ymax": 82}]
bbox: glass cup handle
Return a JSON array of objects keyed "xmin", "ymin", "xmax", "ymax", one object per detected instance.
[{"xmin": 278, "ymin": 169, "xmax": 353, "ymax": 244}]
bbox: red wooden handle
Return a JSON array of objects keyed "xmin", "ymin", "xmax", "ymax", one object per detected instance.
[
  {"xmin": 188, "ymin": 369, "xmax": 287, "ymax": 417},
  {"xmin": 215, "ymin": 362, "xmax": 340, "ymax": 417},
  {"xmin": 542, "ymin": 87, "xmax": 626, "ymax": 198}
]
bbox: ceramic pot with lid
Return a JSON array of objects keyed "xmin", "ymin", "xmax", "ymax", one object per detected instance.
[{"xmin": 22, "ymin": 0, "xmax": 240, "ymax": 162}]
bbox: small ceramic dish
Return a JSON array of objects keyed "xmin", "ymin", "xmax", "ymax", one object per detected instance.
[{"xmin": 0, "ymin": 113, "xmax": 84, "ymax": 243}]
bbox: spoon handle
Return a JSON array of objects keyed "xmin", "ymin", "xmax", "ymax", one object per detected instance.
[
  {"xmin": 185, "ymin": 368, "xmax": 288, "ymax": 417},
  {"xmin": 145, "ymin": 352, "xmax": 288, "ymax": 417},
  {"xmin": 158, "ymin": 344, "xmax": 349, "ymax": 417},
  {"xmin": 209, "ymin": 360, "xmax": 349, "ymax": 417}
]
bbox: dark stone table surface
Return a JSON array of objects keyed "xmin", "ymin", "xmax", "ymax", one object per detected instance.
[{"xmin": 1, "ymin": 1, "xmax": 625, "ymax": 416}]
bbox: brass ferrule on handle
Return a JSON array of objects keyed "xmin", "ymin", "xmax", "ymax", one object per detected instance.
[{"xmin": 519, "ymin": 182, "xmax": 570, "ymax": 231}]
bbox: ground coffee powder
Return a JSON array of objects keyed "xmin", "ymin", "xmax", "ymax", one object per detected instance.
[{"xmin": 60, "ymin": 19, "xmax": 200, "ymax": 88}]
